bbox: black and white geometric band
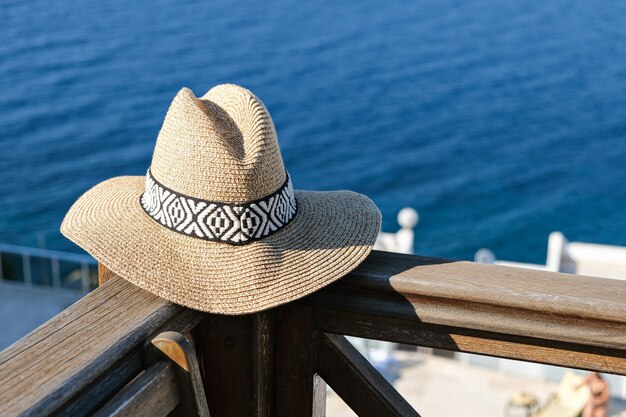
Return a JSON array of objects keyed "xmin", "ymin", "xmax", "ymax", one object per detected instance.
[{"xmin": 140, "ymin": 170, "xmax": 298, "ymax": 245}]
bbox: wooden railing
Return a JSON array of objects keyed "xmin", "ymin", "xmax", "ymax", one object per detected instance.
[{"xmin": 1, "ymin": 251, "xmax": 625, "ymax": 416}]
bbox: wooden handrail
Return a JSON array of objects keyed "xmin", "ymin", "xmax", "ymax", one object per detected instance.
[
  {"xmin": 0, "ymin": 277, "xmax": 203, "ymax": 417},
  {"xmin": 327, "ymin": 251, "xmax": 626, "ymax": 323},
  {"xmin": 0, "ymin": 250, "xmax": 624, "ymax": 416},
  {"xmin": 306, "ymin": 251, "xmax": 626, "ymax": 374}
]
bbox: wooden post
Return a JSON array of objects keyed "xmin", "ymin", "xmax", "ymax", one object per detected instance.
[
  {"xmin": 252, "ymin": 313, "xmax": 275, "ymax": 417},
  {"xmin": 97, "ymin": 262, "xmax": 116, "ymax": 286},
  {"xmin": 275, "ymin": 304, "xmax": 325, "ymax": 417},
  {"xmin": 191, "ymin": 311, "xmax": 276, "ymax": 417},
  {"xmin": 192, "ymin": 305, "xmax": 324, "ymax": 417},
  {"xmin": 312, "ymin": 374, "xmax": 327, "ymax": 417}
]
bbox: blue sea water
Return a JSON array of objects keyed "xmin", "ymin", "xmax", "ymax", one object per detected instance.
[{"xmin": 1, "ymin": 0, "xmax": 626, "ymax": 263}]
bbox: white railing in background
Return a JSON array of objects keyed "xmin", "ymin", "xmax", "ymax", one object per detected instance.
[
  {"xmin": 475, "ymin": 232, "xmax": 626, "ymax": 281},
  {"xmin": 0, "ymin": 243, "xmax": 97, "ymax": 293}
]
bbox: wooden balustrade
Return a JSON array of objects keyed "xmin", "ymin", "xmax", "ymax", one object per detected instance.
[{"xmin": 0, "ymin": 250, "xmax": 624, "ymax": 416}]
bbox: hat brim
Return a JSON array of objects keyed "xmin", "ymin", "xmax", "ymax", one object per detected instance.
[{"xmin": 61, "ymin": 176, "xmax": 381, "ymax": 314}]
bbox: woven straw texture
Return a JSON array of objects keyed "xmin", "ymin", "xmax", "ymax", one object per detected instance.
[{"xmin": 61, "ymin": 84, "xmax": 381, "ymax": 314}]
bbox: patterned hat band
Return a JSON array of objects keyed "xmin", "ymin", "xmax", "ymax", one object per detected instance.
[{"xmin": 140, "ymin": 170, "xmax": 298, "ymax": 245}]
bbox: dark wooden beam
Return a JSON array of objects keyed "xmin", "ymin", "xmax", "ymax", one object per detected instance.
[
  {"xmin": 274, "ymin": 305, "xmax": 325, "ymax": 417},
  {"xmin": 316, "ymin": 333, "xmax": 419, "ymax": 417},
  {"xmin": 252, "ymin": 312, "xmax": 275, "ymax": 417},
  {"xmin": 191, "ymin": 311, "xmax": 276, "ymax": 417},
  {"xmin": 192, "ymin": 314, "xmax": 254, "ymax": 417}
]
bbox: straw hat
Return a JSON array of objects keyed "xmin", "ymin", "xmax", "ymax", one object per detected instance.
[{"xmin": 61, "ymin": 84, "xmax": 381, "ymax": 314}]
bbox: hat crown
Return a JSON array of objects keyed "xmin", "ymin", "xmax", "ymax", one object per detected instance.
[{"xmin": 150, "ymin": 84, "xmax": 286, "ymax": 204}]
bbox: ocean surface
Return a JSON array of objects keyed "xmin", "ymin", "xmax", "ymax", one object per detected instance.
[{"xmin": 1, "ymin": 0, "xmax": 626, "ymax": 264}]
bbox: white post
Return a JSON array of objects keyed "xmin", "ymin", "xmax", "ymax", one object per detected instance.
[
  {"xmin": 81, "ymin": 262, "xmax": 90, "ymax": 293},
  {"xmin": 474, "ymin": 248, "xmax": 496, "ymax": 264},
  {"xmin": 546, "ymin": 232, "xmax": 567, "ymax": 272},
  {"xmin": 51, "ymin": 258, "xmax": 61, "ymax": 290},
  {"xmin": 395, "ymin": 208, "xmax": 419, "ymax": 254},
  {"xmin": 23, "ymin": 254, "xmax": 32, "ymax": 286},
  {"xmin": 375, "ymin": 208, "xmax": 419, "ymax": 254}
]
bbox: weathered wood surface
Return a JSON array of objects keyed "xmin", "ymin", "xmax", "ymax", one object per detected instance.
[
  {"xmin": 92, "ymin": 361, "xmax": 179, "ymax": 417},
  {"xmin": 0, "ymin": 276, "xmax": 204, "ymax": 417},
  {"xmin": 273, "ymin": 305, "xmax": 321, "ymax": 416},
  {"xmin": 146, "ymin": 332, "xmax": 210, "ymax": 417},
  {"xmin": 93, "ymin": 331, "xmax": 209, "ymax": 417},
  {"xmin": 316, "ymin": 333, "xmax": 419, "ymax": 417},
  {"xmin": 252, "ymin": 312, "xmax": 275, "ymax": 417},
  {"xmin": 98, "ymin": 262, "xmax": 116, "ymax": 286},
  {"xmin": 312, "ymin": 374, "xmax": 327, "ymax": 417},
  {"xmin": 307, "ymin": 251, "xmax": 626, "ymax": 374},
  {"xmin": 274, "ymin": 305, "xmax": 326, "ymax": 417},
  {"xmin": 192, "ymin": 307, "xmax": 326, "ymax": 417},
  {"xmin": 193, "ymin": 315, "xmax": 252, "ymax": 416}
]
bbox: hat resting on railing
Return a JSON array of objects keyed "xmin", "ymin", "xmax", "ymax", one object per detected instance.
[{"xmin": 61, "ymin": 84, "xmax": 381, "ymax": 314}]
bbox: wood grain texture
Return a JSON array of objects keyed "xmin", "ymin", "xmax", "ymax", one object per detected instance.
[
  {"xmin": 92, "ymin": 332, "xmax": 211, "ymax": 417},
  {"xmin": 305, "ymin": 251, "xmax": 626, "ymax": 374},
  {"xmin": 92, "ymin": 361, "xmax": 179, "ymax": 417},
  {"xmin": 275, "ymin": 305, "xmax": 324, "ymax": 417},
  {"xmin": 316, "ymin": 333, "xmax": 419, "ymax": 417},
  {"xmin": 312, "ymin": 374, "xmax": 327, "ymax": 417},
  {"xmin": 98, "ymin": 262, "xmax": 116, "ymax": 286},
  {"xmin": 338, "ymin": 251, "xmax": 626, "ymax": 325},
  {"xmin": 53, "ymin": 350, "xmax": 144, "ymax": 417},
  {"xmin": 192, "ymin": 314, "xmax": 254, "ymax": 417},
  {"xmin": 147, "ymin": 332, "xmax": 210, "ymax": 417},
  {"xmin": 0, "ymin": 276, "xmax": 204, "ymax": 417},
  {"xmin": 191, "ymin": 312, "xmax": 276, "ymax": 417},
  {"xmin": 314, "ymin": 308, "xmax": 626, "ymax": 375},
  {"xmin": 252, "ymin": 312, "xmax": 275, "ymax": 417}
]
